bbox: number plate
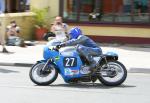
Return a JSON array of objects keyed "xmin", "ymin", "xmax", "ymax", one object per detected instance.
[{"xmin": 63, "ymin": 57, "xmax": 77, "ymax": 67}]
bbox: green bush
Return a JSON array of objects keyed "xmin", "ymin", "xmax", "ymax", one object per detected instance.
[{"xmin": 32, "ymin": 7, "xmax": 50, "ymax": 29}]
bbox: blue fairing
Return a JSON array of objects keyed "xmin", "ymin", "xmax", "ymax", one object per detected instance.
[
  {"xmin": 56, "ymin": 51, "xmax": 83, "ymax": 82},
  {"xmin": 43, "ymin": 46, "xmax": 83, "ymax": 82},
  {"xmin": 43, "ymin": 46, "xmax": 59, "ymax": 60}
]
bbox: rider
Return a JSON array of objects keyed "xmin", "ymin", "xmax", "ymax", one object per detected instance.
[{"xmin": 57, "ymin": 27, "xmax": 102, "ymax": 72}]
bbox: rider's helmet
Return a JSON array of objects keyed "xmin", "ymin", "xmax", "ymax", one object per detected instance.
[{"xmin": 69, "ymin": 27, "xmax": 82, "ymax": 39}]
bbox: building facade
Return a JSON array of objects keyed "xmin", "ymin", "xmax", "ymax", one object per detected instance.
[
  {"xmin": 59, "ymin": 0, "xmax": 150, "ymax": 44},
  {"xmin": 0, "ymin": 0, "xmax": 150, "ymax": 43},
  {"xmin": 60, "ymin": 0, "xmax": 150, "ymax": 24}
]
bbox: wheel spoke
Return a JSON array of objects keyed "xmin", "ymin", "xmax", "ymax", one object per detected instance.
[
  {"xmin": 31, "ymin": 63, "xmax": 56, "ymax": 83},
  {"xmin": 100, "ymin": 61, "xmax": 125, "ymax": 83}
]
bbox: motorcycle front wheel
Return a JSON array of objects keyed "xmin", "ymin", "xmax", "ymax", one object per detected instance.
[
  {"xmin": 29, "ymin": 62, "xmax": 58, "ymax": 85},
  {"xmin": 98, "ymin": 61, "xmax": 127, "ymax": 86}
]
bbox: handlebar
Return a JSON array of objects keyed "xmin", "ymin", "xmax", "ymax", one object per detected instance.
[{"xmin": 48, "ymin": 45, "xmax": 61, "ymax": 51}]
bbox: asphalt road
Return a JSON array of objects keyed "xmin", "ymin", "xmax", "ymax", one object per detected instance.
[{"xmin": 0, "ymin": 66, "xmax": 150, "ymax": 103}]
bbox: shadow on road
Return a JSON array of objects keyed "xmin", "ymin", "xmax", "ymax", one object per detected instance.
[
  {"xmin": 0, "ymin": 68, "xmax": 19, "ymax": 73},
  {"xmin": 49, "ymin": 83, "xmax": 136, "ymax": 89},
  {"xmin": 0, "ymin": 51, "xmax": 15, "ymax": 54}
]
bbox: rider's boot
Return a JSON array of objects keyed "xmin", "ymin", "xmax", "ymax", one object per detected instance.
[
  {"xmin": 84, "ymin": 55, "xmax": 97, "ymax": 74},
  {"xmin": 88, "ymin": 60, "xmax": 97, "ymax": 74}
]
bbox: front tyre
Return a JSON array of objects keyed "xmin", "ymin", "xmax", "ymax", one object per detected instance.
[
  {"xmin": 98, "ymin": 61, "xmax": 127, "ymax": 86},
  {"xmin": 29, "ymin": 62, "xmax": 58, "ymax": 86}
]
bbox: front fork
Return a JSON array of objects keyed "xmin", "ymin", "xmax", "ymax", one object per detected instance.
[{"xmin": 41, "ymin": 59, "xmax": 53, "ymax": 72}]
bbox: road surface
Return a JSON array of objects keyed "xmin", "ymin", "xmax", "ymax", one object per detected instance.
[{"xmin": 0, "ymin": 66, "xmax": 150, "ymax": 103}]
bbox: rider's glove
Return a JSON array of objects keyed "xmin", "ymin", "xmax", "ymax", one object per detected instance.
[
  {"xmin": 56, "ymin": 45, "xmax": 61, "ymax": 49},
  {"xmin": 60, "ymin": 43, "xmax": 66, "ymax": 47},
  {"xmin": 56, "ymin": 43, "xmax": 65, "ymax": 49}
]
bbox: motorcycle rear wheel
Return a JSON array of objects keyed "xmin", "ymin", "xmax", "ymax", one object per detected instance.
[
  {"xmin": 98, "ymin": 61, "xmax": 127, "ymax": 86},
  {"xmin": 29, "ymin": 62, "xmax": 58, "ymax": 85}
]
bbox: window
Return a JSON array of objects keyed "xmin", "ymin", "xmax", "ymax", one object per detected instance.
[
  {"xmin": 0, "ymin": 0, "xmax": 30, "ymax": 13},
  {"xmin": 63, "ymin": 0, "xmax": 78, "ymax": 21},
  {"xmin": 133, "ymin": 0, "xmax": 150, "ymax": 22},
  {"xmin": 115, "ymin": 0, "xmax": 132, "ymax": 22},
  {"xmin": 60, "ymin": 0, "xmax": 150, "ymax": 24},
  {"xmin": 100, "ymin": 0, "xmax": 114, "ymax": 22},
  {"xmin": 79, "ymin": 0, "xmax": 96, "ymax": 21}
]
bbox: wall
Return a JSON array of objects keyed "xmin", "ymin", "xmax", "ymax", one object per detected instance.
[
  {"xmin": 68, "ymin": 25, "xmax": 150, "ymax": 38},
  {"xmin": 49, "ymin": 0, "xmax": 59, "ymax": 22},
  {"xmin": 1, "ymin": 0, "xmax": 60, "ymax": 41},
  {"xmin": 0, "ymin": 12, "xmax": 36, "ymax": 40},
  {"xmin": 31, "ymin": 0, "xmax": 59, "ymax": 23},
  {"xmin": 69, "ymin": 24, "xmax": 150, "ymax": 44}
]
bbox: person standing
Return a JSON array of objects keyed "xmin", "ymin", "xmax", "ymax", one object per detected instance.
[
  {"xmin": 0, "ymin": 0, "xmax": 8, "ymax": 53},
  {"xmin": 0, "ymin": 21, "xmax": 8, "ymax": 53},
  {"xmin": 0, "ymin": 0, "xmax": 5, "ymax": 13}
]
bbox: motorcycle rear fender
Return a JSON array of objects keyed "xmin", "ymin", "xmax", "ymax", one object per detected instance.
[{"xmin": 102, "ymin": 52, "xmax": 118, "ymax": 61}]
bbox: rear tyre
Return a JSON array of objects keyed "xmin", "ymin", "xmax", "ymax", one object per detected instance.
[
  {"xmin": 98, "ymin": 61, "xmax": 127, "ymax": 86},
  {"xmin": 29, "ymin": 62, "xmax": 58, "ymax": 86}
]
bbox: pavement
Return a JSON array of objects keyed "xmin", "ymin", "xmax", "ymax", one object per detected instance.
[
  {"xmin": 0, "ymin": 42, "xmax": 150, "ymax": 73},
  {"xmin": 0, "ymin": 44, "xmax": 44, "ymax": 67}
]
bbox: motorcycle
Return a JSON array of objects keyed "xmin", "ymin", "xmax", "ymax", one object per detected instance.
[{"xmin": 29, "ymin": 44, "xmax": 127, "ymax": 86}]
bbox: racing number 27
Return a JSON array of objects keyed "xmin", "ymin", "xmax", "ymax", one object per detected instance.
[{"xmin": 63, "ymin": 57, "xmax": 77, "ymax": 67}]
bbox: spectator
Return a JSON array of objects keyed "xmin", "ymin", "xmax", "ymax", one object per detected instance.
[
  {"xmin": 0, "ymin": 1, "xmax": 8, "ymax": 53},
  {"xmin": 0, "ymin": 22, "xmax": 8, "ymax": 53},
  {"xmin": 6, "ymin": 20, "xmax": 25, "ymax": 47},
  {"xmin": 6, "ymin": 21, "xmax": 20, "ymax": 37},
  {"xmin": 0, "ymin": 0, "xmax": 5, "ymax": 13},
  {"xmin": 50, "ymin": 16, "xmax": 69, "ymax": 42}
]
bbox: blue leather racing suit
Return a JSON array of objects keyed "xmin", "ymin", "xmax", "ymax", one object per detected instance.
[{"xmin": 62, "ymin": 35, "xmax": 102, "ymax": 68}]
